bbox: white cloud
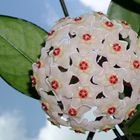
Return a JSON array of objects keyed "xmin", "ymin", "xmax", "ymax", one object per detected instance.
[
  {"xmin": 79, "ymin": 0, "xmax": 111, "ymax": 13},
  {"xmin": 0, "ymin": 111, "xmax": 35, "ymax": 140},
  {"xmin": 38, "ymin": 122, "xmax": 116, "ymax": 140},
  {"xmin": 0, "ymin": 111, "xmax": 116, "ymax": 140},
  {"xmin": 0, "ymin": 111, "xmax": 86, "ymax": 140},
  {"xmin": 38, "ymin": 121, "xmax": 87, "ymax": 140}
]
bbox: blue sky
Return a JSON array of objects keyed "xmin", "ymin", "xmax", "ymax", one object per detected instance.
[{"xmin": 0, "ymin": 0, "xmax": 120, "ymax": 140}]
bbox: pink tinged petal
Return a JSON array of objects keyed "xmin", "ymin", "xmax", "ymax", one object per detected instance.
[
  {"xmin": 39, "ymin": 90, "xmax": 58, "ymax": 105},
  {"xmin": 60, "ymin": 83, "xmax": 73, "ymax": 98},
  {"xmin": 61, "ymin": 96, "xmax": 72, "ymax": 111},
  {"xmin": 70, "ymin": 98, "xmax": 81, "ymax": 108},
  {"xmin": 70, "ymin": 53, "xmax": 81, "ymax": 66},
  {"xmin": 32, "ymin": 66, "xmax": 50, "ymax": 91},
  {"xmin": 78, "ymin": 73, "xmax": 91, "ymax": 84},
  {"xmin": 78, "ymin": 105, "xmax": 91, "ymax": 117},
  {"xmin": 47, "ymin": 117, "xmax": 61, "ymax": 128},
  {"xmin": 51, "ymin": 112, "xmax": 69, "ymax": 126},
  {"xmin": 70, "ymin": 118, "xmax": 88, "ymax": 133}
]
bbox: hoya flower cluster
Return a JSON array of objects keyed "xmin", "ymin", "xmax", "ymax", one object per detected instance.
[{"xmin": 32, "ymin": 12, "xmax": 140, "ymax": 133}]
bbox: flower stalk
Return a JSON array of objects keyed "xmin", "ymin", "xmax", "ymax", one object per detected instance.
[{"xmin": 59, "ymin": 0, "xmax": 69, "ymax": 17}]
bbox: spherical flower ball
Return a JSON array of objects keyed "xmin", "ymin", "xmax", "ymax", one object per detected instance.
[{"xmin": 32, "ymin": 12, "xmax": 140, "ymax": 133}]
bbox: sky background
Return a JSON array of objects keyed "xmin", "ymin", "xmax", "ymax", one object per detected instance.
[{"xmin": 0, "ymin": 0, "xmax": 119, "ymax": 140}]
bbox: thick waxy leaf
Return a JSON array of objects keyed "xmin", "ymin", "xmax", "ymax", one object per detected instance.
[
  {"xmin": 107, "ymin": 0, "xmax": 140, "ymax": 36},
  {"xmin": 125, "ymin": 106, "xmax": 140, "ymax": 134},
  {"xmin": 134, "ymin": 0, "xmax": 140, "ymax": 4},
  {"xmin": 0, "ymin": 16, "xmax": 47, "ymax": 99}
]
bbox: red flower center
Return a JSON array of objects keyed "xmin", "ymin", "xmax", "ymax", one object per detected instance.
[
  {"xmin": 133, "ymin": 60, "xmax": 140, "ymax": 69},
  {"xmin": 41, "ymin": 103, "xmax": 48, "ymax": 112},
  {"xmin": 108, "ymin": 107, "xmax": 116, "ymax": 114},
  {"xmin": 128, "ymin": 109, "xmax": 136, "ymax": 118},
  {"xmin": 82, "ymin": 34, "xmax": 91, "ymax": 41},
  {"xmin": 68, "ymin": 107, "xmax": 77, "ymax": 116},
  {"xmin": 51, "ymin": 80, "xmax": 59, "ymax": 90},
  {"xmin": 48, "ymin": 30, "xmax": 55, "ymax": 36},
  {"xmin": 109, "ymin": 74, "xmax": 118, "ymax": 84},
  {"xmin": 74, "ymin": 129, "xmax": 82, "ymax": 133},
  {"xmin": 74, "ymin": 17, "xmax": 82, "ymax": 22},
  {"xmin": 36, "ymin": 61, "xmax": 41, "ymax": 68},
  {"xmin": 112, "ymin": 43, "xmax": 121, "ymax": 52},
  {"xmin": 79, "ymin": 89, "xmax": 88, "ymax": 99},
  {"xmin": 121, "ymin": 20, "xmax": 128, "ymax": 26},
  {"xmin": 31, "ymin": 76, "xmax": 36, "ymax": 86},
  {"xmin": 103, "ymin": 128, "xmax": 111, "ymax": 132},
  {"xmin": 97, "ymin": 12, "xmax": 104, "ymax": 15},
  {"xmin": 105, "ymin": 21, "xmax": 114, "ymax": 28},
  {"xmin": 79, "ymin": 61, "xmax": 89, "ymax": 71},
  {"xmin": 53, "ymin": 48, "xmax": 61, "ymax": 56}
]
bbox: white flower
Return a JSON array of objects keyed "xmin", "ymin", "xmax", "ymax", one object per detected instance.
[
  {"xmin": 32, "ymin": 12, "xmax": 140, "ymax": 133},
  {"xmin": 94, "ymin": 62, "xmax": 124, "ymax": 93},
  {"xmin": 100, "ymin": 39, "xmax": 129, "ymax": 67},
  {"xmin": 70, "ymin": 51, "xmax": 103, "ymax": 84},
  {"xmin": 69, "ymin": 83, "xmax": 103, "ymax": 108},
  {"xmin": 114, "ymin": 97, "xmax": 138, "ymax": 120},
  {"xmin": 69, "ymin": 118, "xmax": 88, "ymax": 133},
  {"xmin": 47, "ymin": 66, "xmax": 73, "ymax": 100},
  {"xmin": 119, "ymin": 54, "xmax": 140, "ymax": 81},
  {"xmin": 94, "ymin": 94, "xmax": 122, "ymax": 117},
  {"xmin": 32, "ymin": 63, "xmax": 49, "ymax": 92},
  {"xmin": 97, "ymin": 117, "xmax": 123, "ymax": 132}
]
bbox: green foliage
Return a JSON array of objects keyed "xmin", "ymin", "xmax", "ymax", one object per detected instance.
[
  {"xmin": 0, "ymin": 16, "xmax": 47, "ymax": 99},
  {"xmin": 125, "ymin": 105, "xmax": 140, "ymax": 138},
  {"xmin": 134, "ymin": 0, "xmax": 140, "ymax": 4},
  {"xmin": 108, "ymin": 0, "xmax": 140, "ymax": 36}
]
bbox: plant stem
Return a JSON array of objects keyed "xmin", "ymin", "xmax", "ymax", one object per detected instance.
[
  {"xmin": 86, "ymin": 132, "xmax": 95, "ymax": 140},
  {"xmin": 113, "ymin": 128, "xmax": 124, "ymax": 140},
  {"xmin": 59, "ymin": 0, "xmax": 69, "ymax": 17}
]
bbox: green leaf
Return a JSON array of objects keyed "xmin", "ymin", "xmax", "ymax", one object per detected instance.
[
  {"xmin": 125, "ymin": 105, "xmax": 140, "ymax": 134},
  {"xmin": 107, "ymin": 0, "xmax": 140, "ymax": 36},
  {"xmin": 134, "ymin": 0, "xmax": 140, "ymax": 4},
  {"xmin": 132, "ymin": 134, "xmax": 140, "ymax": 140},
  {"xmin": 0, "ymin": 16, "xmax": 48, "ymax": 99}
]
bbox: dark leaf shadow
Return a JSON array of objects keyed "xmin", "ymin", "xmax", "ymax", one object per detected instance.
[{"xmin": 112, "ymin": 0, "xmax": 140, "ymax": 14}]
